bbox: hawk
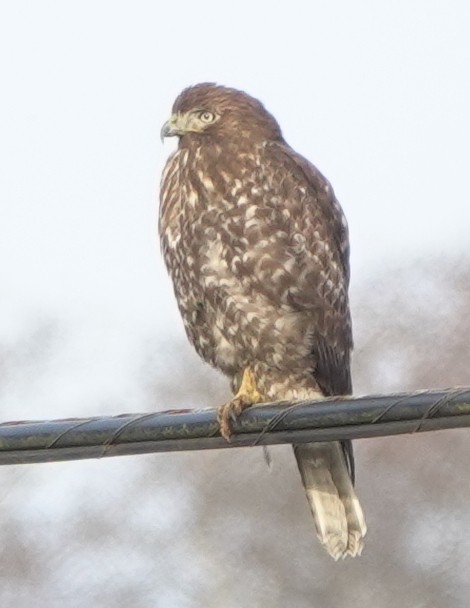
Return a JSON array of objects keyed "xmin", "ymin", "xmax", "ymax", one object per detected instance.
[{"xmin": 159, "ymin": 83, "xmax": 366, "ymax": 559}]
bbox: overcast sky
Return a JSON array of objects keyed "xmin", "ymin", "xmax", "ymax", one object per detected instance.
[{"xmin": 1, "ymin": 1, "xmax": 469, "ymax": 416}]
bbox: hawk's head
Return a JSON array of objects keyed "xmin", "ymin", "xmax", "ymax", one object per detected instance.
[{"xmin": 161, "ymin": 83, "xmax": 283, "ymax": 144}]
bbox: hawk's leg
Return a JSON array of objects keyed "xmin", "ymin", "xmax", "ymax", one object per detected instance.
[{"xmin": 218, "ymin": 367, "xmax": 263, "ymax": 441}]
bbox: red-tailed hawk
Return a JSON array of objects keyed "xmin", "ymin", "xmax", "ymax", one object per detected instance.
[{"xmin": 159, "ymin": 83, "xmax": 366, "ymax": 559}]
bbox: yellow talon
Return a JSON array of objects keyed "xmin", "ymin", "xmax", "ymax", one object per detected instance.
[
  {"xmin": 237, "ymin": 367, "xmax": 262, "ymax": 403},
  {"xmin": 218, "ymin": 367, "xmax": 263, "ymax": 441}
]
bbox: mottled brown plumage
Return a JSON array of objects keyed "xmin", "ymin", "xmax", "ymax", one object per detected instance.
[{"xmin": 159, "ymin": 83, "xmax": 366, "ymax": 559}]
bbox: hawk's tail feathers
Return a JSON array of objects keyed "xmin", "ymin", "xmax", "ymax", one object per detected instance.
[{"xmin": 293, "ymin": 441, "xmax": 367, "ymax": 560}]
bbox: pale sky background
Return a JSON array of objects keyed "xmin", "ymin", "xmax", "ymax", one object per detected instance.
[
  {"xmin": 0, "ymin": 2, "xmax": 469, "ymax": 603},
  {"xmin": 0, "ymin": 3, "xmax": 466, "ymax": 412},
  {"xmin": 0, "ymin": 1, "xmax": 469, "ymax": 411},
  {"xmin": 1, "ymin": 1, "xmax": 469, "ymax": 417}
]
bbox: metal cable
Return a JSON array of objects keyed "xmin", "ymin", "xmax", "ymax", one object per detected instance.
[{"xmin": 1, "ymin": 388, "xmax": 469, "ymax": 465}]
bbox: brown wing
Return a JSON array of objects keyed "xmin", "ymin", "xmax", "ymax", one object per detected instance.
[
  {"xmin": 267, "ymin": 141, "xmax": 355, "ymax": 481},
  {"xmin": 265, "ymin": 141, "xmax": 353, "ymax": 398}
]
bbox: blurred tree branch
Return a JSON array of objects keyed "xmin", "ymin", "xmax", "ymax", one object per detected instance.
[{"xmin": 1, "ymin": 387, "xmax": 469, "ymax": 465}]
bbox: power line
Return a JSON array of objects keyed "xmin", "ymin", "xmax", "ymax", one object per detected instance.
[{"xmin": 1, "ymin": 387, "xmax": 469, "ymax": 465}]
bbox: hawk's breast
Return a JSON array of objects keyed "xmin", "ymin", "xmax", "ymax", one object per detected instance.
[{"xmin": 159, "ymin": 146, "xmax": 319, "ymax": 377}]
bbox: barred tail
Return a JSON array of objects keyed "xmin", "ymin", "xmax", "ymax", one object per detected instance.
[{"xmin": 293, "ymin": 441, "xmax": 367, "ymax": 560}]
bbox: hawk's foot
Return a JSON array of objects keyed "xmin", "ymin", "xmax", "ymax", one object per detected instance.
[{"xmin": 218, "ymin": 367, "xmax": 263, "ymax": 441}]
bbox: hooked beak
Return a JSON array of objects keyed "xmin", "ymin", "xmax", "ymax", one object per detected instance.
[{"xmin": 160, "ymin": 118, "xmax": 177, "ymax": 142}]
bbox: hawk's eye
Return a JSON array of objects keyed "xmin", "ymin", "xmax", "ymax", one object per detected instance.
[{"xmin": 199, "ymin": 111, "xmax": 216, "ymax": 124}]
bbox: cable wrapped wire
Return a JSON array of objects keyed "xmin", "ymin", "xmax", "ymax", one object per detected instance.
[{"xmin": 1, "ymin": 388, "xmax": 469, "ymax": 465}]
